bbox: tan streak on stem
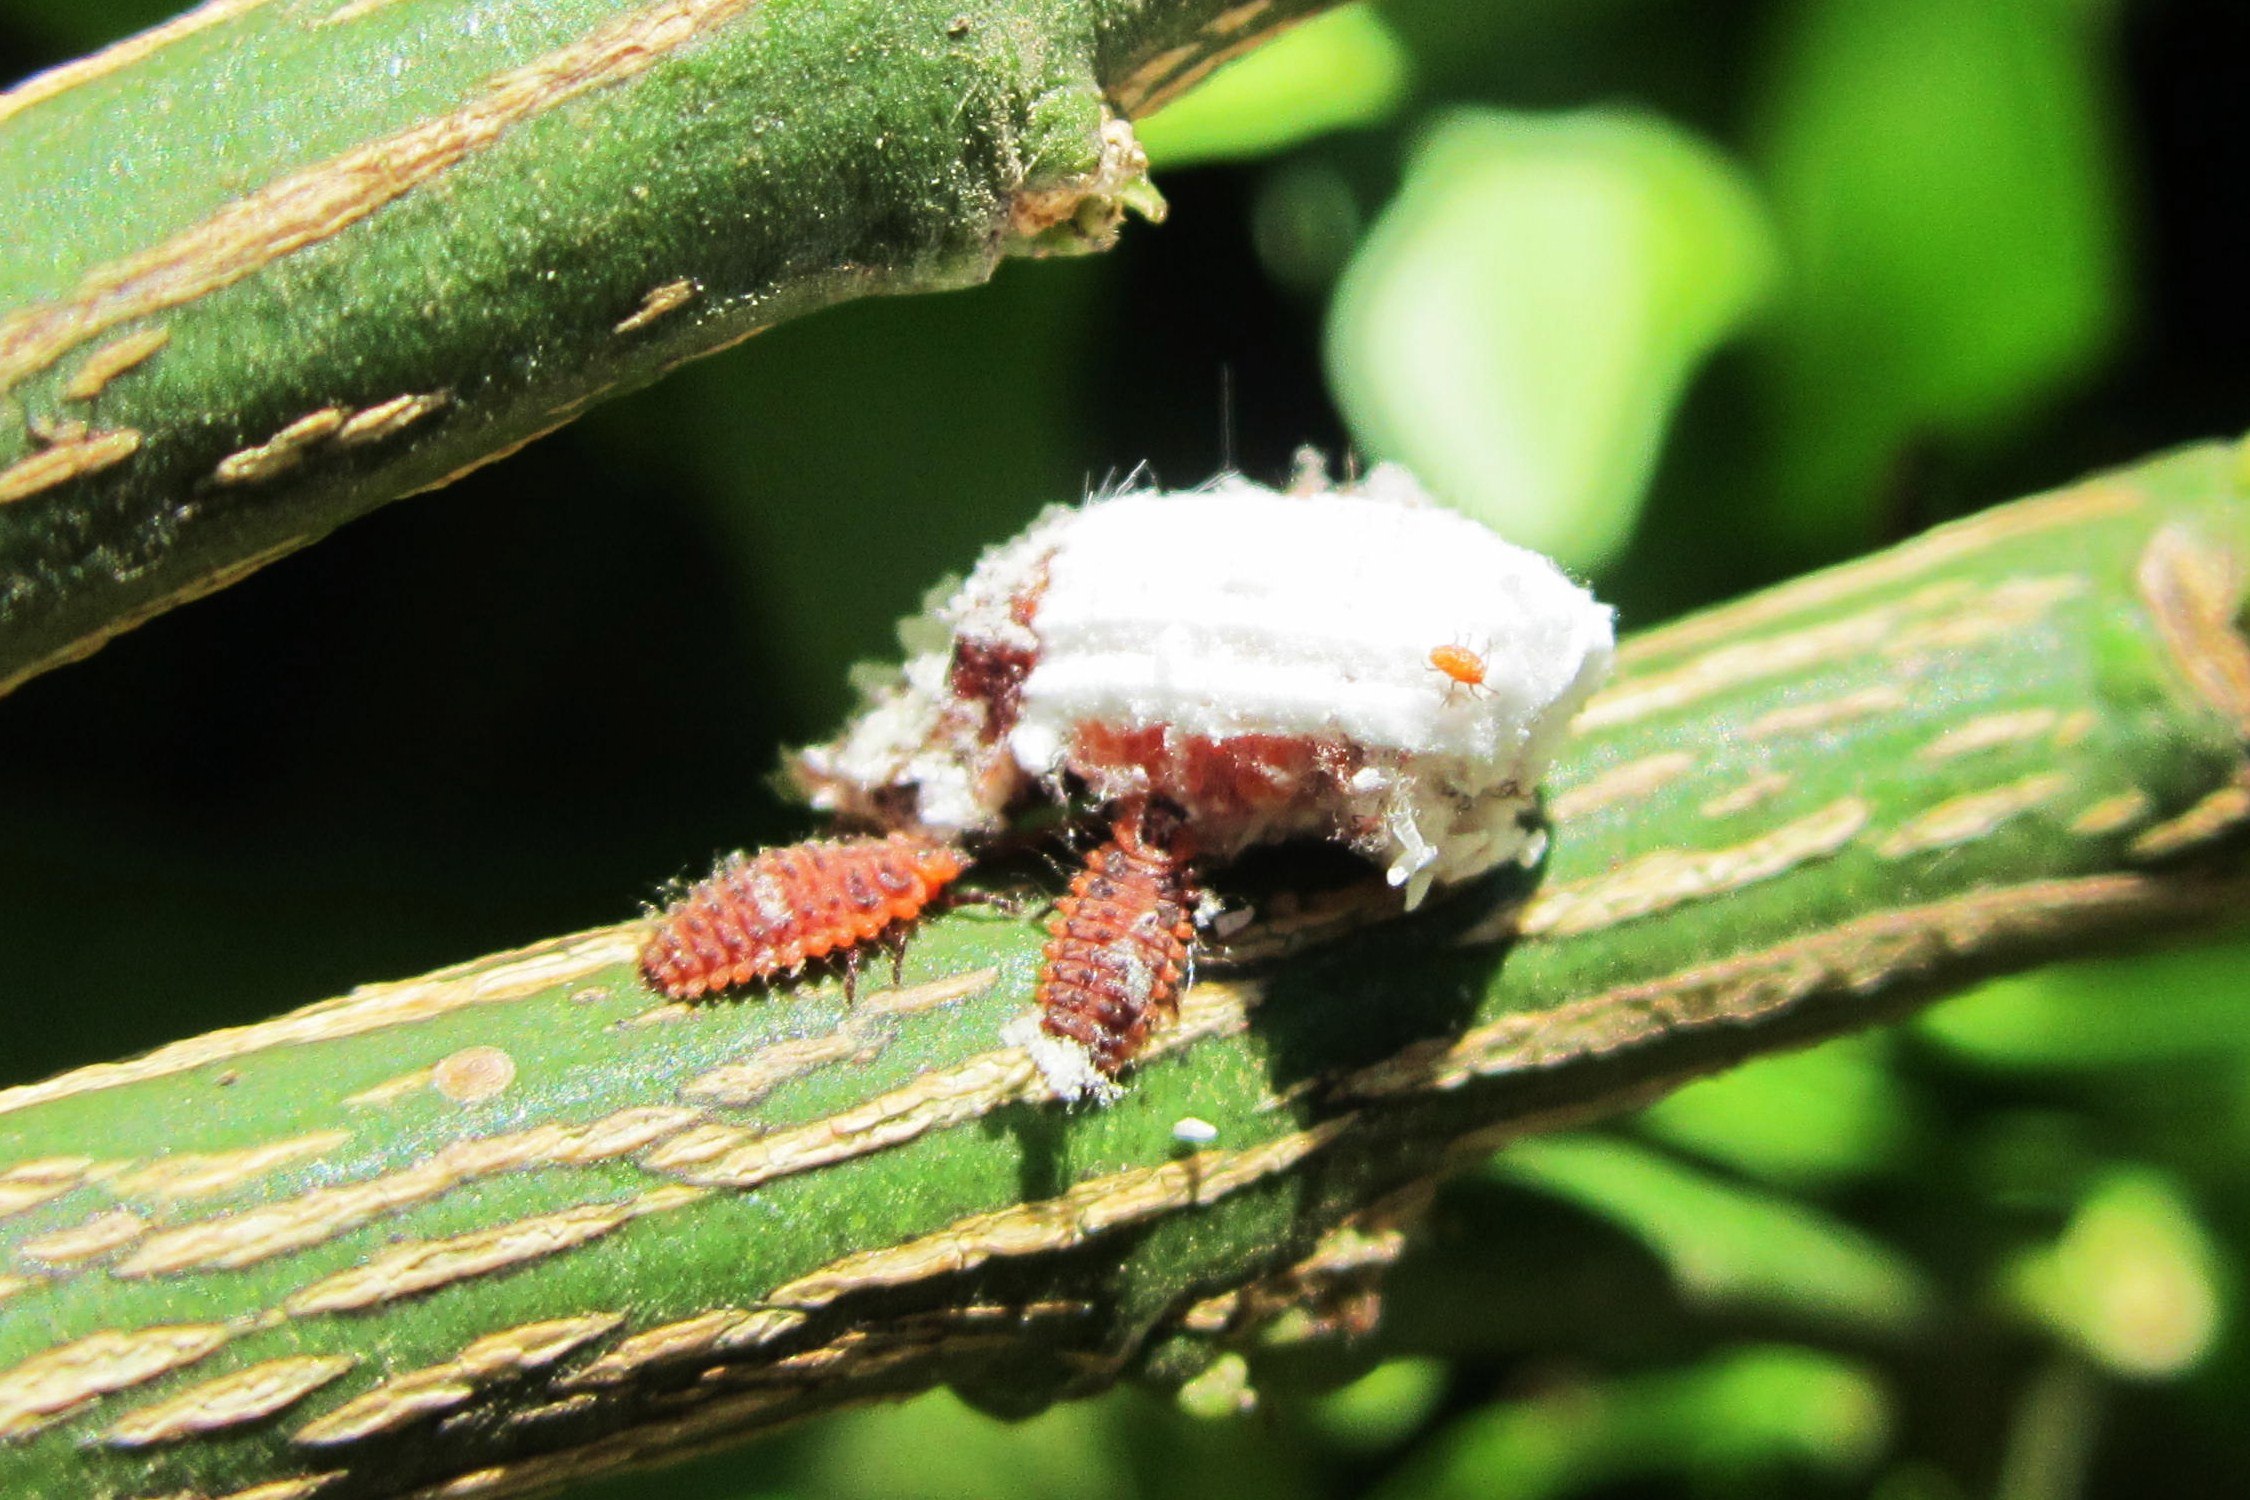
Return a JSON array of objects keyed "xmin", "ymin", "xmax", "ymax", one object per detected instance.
[
  {"xmin": 651, "ymin": 1052, "xmax": 1043, "ymax": 1187},
  {"xmin": 102, "ymin": 1354, "xmax": 357, "ymax": 1447},
  {"xmin": 0, "ymin": 0, "xmax": 278, "ymax": 127},
  {"xmin": 211, "ymin": 1471, "xmax": 346, "ymax": 1498},
  {"xmin": 321, "ymin": 0, "xmax": 413, "ymax": 24},
  {"xmin": 1580, "ymin": 608, "xmax": 1917, "ymax": 732},
  {"xmin": 0, "ymin": 428, "xmax": 141, "ymax": 504},
  {"xmin": 343, "ymin": 1068, "xmax": 435, "ymax": 1106},
  {"xmin": 1519, "ymin": 798, "xmax": 1871, "ymax": 939},
  {"xmin": 0, "ymin": 1324, "xmax": 231, "ymax": 1439},
  {"xmin": 612, "ymin": 278, "xmax": 699, "ymax": 333},
  {"xmin": 281, "ymin": 1188, "xmax": 704, "ymax": 1317},
  {"xmin": 0, "ymin": 0, "xmax": 762, "ymax": 391},
  {"xmin": 2072, "ymin": 790, "xmax": 2153, "ymax": 837},
  {"xmin": 212, "ymin": 407, "xmax": 347, "ymax": 484},
  {"xmin": 1348, "ymin": 874, "xmax": 2193, "ymax": 1099},
  {"xmin": 1873, "ymin": 773, "xmax": 2070, "ymax": 859},
  {"xmin": 101, "ymin": 1130, "xmax": 351, "ymax": 1202},
  {"xmin": 294, "ymin": 1369, "xmax": 478, "ymax": 1446},
  {"xmin": 117, "ymin": 1106, "xmax": 698, "ymax": 1277},
  {"xmin": 0, "ymin": 925, "xmax": 637, "ymax": 1120},
  {"xmin": 1119, "ymin": 8, "xmax": 1296, "ymax": 118},
  {"xmin": 293, "ymin": 1316, "xmax": 618, "ymax": 1447},
  {"xmin": 856, "ymin": 966, "xmax": 1001, "ymax": 1017},
  {"xmin": 1701, "ymin": 772, "xmax": 1792, "ymax": 820},
  {"xmin": 768, "ymin": 1120, "xmax": 1353, "ymax": 1310},
  {"xmin": 1617, "ymin": 480, "xmax": 2140, "ymax": 666},
  {"xmin": 658, "ymin": 978, "xmax": 1248, "ymax": 1184},
  {"xmin": 1916, "ymin": 709, "xmax": 2062, "ymax": 763},
  {"xmin": 61, "ymin": 327, "xmax": 171, "ymax": 401},
  {"xmin": 2138, "ymin": 523, "xmax": 2250, "ymax": 736},
  {"xmin": 18, "ymin": 1209, "xmax": 146, "ymax": 1267},
  {"xmin": 1883, "ymin": 576, "xmax": 2082, "ymax": 656},
  {"xmin": 337, "ymin": 391, "xmax": 450, "ymax": 446},
  {"xmin": 0, "ymin": 1181, "xmax": 73, "ymax": 1220},
  {"xmin": 0, "ymin": 1158, "xmax": 93, "ymax": 1218},
  {"xmin": 2129, "ymin": 783, "xmax": 2250, "ymax": 862},
  {"xmin": 680, "ymin": 1030, "xmax": 871, "ymax": 1109},
  {"xmin": 1740, "ymin": 685, "xmax": 1911, "ymax": 743},
  {"xmin": 558, "ymin": 1308, "xmax": 806, "ymax": 1389},
  {"xmin": 1548, "ymin": 752, "xmax": 1696, "ymax": 822}
]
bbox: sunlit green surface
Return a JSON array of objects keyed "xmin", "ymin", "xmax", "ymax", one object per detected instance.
[{"xmin": 1326, "ymin": 109, "xmax": 1774, "ymax": 567}]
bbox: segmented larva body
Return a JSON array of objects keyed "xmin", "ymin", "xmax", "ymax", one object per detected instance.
[
  {"xmin": 641, "ymin": 833, "xmax": 966, "ymax": 1000},
  {"xmin": 1036, "ymin": 813, "xmax": 1198, "ymax": 1077}
]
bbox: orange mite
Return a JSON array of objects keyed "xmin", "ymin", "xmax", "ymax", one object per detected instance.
[
  {"xmin": 641, "ymin": 833, "xmax": 967, "ymax": 1000},
  {"xmin": 1428, "ymin": 642, "xmax": 1489, "ymax": 698},
  {"xmin": 1036, "ymin": 803, "xmax": 1199, "ymax": 1077}
]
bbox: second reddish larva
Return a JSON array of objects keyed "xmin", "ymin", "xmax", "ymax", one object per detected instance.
[
  {"xmin": 641, "ymin": 833, "xmax": 967, "ymax": 1000},
  {"xmin": 1036, "ymin": 806, "xmax": 1199, "ymax": 1078}
]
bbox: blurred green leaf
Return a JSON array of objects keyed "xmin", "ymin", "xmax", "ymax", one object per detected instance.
[
  {"xmin": 2006, "ymin": 1170, "xmax": 2225, "ymax": 1380},
  {"xmin": 1374, "ymin": 1346, "xmax": 1889, "ymax": 1500},
  {"xmin": 1635, "ymin": 1033, "xmax": 1919, "ymax": 1189},
  {"xmin": 1251, "ymin": 160, "xmax": 1364, "ymax": 293},
  {"xmin": 1918, "ymin": 937, "xmax": 2250, "ymax": 1071},
  {"xmin": 1311, "ymin": 1358, "xmax": 1449, "ymax": 1451},
  {"xmin": 1752, "ymin": 0, "xmax": 2129, "ymax": 550},
  {"xmin": 1496, "ymin": 1135, "xmax": 1932, "ymax": 1337},
  {"xmin": 799, "ymin": 1391, "xmax": 1126, "ymax": 1500},
  {"xmin": 1136, "ymin": 4, "xmax": 1410, "ymax": 169},
  {"xmin": 1326, "ymin": 109, "xmax": 1775, "ymax": 568}
]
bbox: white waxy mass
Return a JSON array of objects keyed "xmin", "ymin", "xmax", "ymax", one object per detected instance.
[{"xmin": 792, "ymin": 464, "xmax": 1614, "ymax": 904}]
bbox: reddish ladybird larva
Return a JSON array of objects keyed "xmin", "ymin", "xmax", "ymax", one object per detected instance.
[
  {"xmin": 640, "ymin": 833, "xmax": 967, "ymax": 1000},
  {"xmin": 1035, "ymin": 805, "xmax": 1198, "ymax": 1078}
]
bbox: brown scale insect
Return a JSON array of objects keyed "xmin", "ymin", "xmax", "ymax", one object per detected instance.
[
  {"xmin": 641, "ymin": 833, "xmax": 967, "ymax": 1000},
  {"xmin": 1036, "ymin": 801, "xmax": 1200, "ymax": 1077}
]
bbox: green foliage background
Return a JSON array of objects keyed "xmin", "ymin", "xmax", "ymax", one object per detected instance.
[{"xmin": 3, "ymin": 0, "xmax": 2248, "ymax": 1496}]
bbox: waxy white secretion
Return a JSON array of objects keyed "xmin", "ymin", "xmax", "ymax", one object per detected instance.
[{"xmin": 794, "ymin": 462, "xmax": 1615, "ymax": 903}]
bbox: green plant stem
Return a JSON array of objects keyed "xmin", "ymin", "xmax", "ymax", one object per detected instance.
[
  {"xmin": 3, "ymin": 439, "xmax": 2249, "ymax": 1499},
  {"xmin": 0, "ymin": 0, "xmax": 1330, "ymax": 696}
]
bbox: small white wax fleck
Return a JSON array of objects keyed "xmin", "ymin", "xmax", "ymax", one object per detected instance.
[
  {"xmin": 1002, "ymin": 1014, "xmax": 1119, "ymax": 1105},
  {"xmin": 1172, "ymin": 1116, "xmax": 1221, "ymax": 1145}
]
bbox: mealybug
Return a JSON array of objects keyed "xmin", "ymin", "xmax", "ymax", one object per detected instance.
[
  {"xmin": 641, "ymin": 833, "xmax": 967, "ymax": 1000},
  {"xmin": 794, "ymin": 461, "xmax": 1615, "ymax": 907},
  {"xmin": 1427, "ymin": 642, "xmax": 1490, "ymax": 699},
  {"xmin": 1035, "ymin": 803, "xmax": 1198, "ymax": 1078}
]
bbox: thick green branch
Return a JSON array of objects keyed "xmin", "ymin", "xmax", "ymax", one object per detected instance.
[
  {"xmin": 4, "ymin": 440, "xmax": 2249, "ymax": 1499},
  {"xmin": 0, "ymin": 0, "xmax": 1328, "ymax": 695}
]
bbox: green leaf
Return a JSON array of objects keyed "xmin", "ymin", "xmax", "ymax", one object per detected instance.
[
  {"xmin": 1495, "ymin": 1135, "xmax": 1932, "ymax": 1337},
  {"xmin": 1326, "ymin": 109, "xmax": 1776, "ymax": 569},
  {"xmin": 1918, "ymin": 937, "xmax": 2250, "ymax": 1071},
  {"xmin": 1752, "ymin": 0, "xmax": 2129, "ymax": 549},
  {"xmin": 1135, "ymin": 5, "xmax": 1411, "ymax": 170},
  {"xmin": 2006, "ymin": 1170, "xmax": 2225, "ymax": 1379},
  {"xmin": 1311, "ymin": 1359, "xmax": 1449, "ymax": 1451},
  {"xmin": 1634, "ymin": 1034, "xmax": 1920, "ymax": 1189},
  {"xmin": 1374, "ymin": 1345, "xmax": 1890, "ymax": 1500}
]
